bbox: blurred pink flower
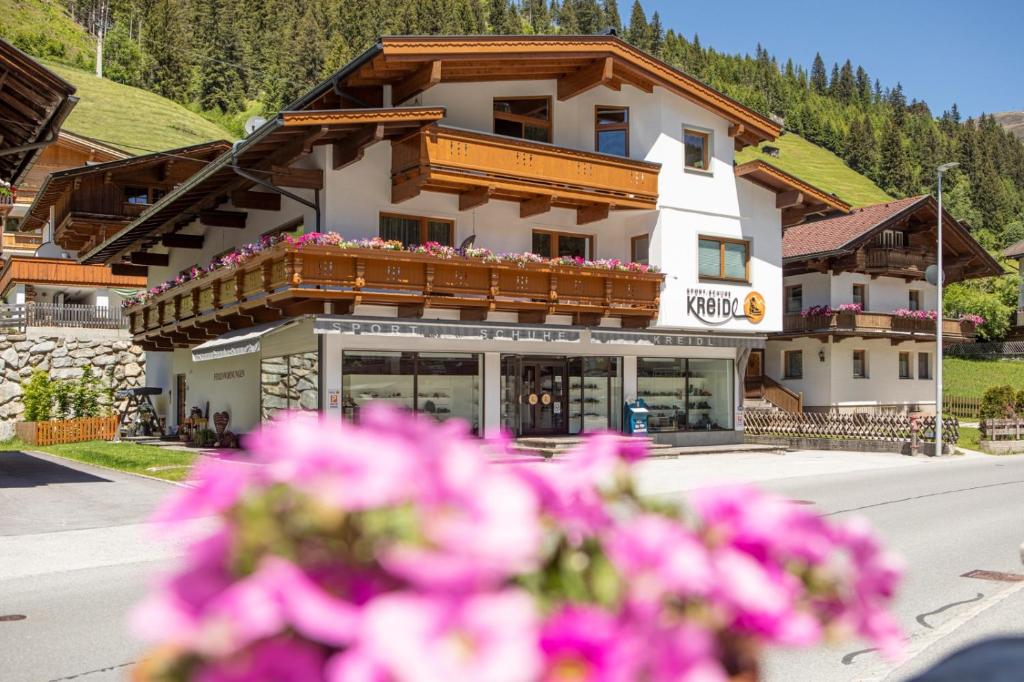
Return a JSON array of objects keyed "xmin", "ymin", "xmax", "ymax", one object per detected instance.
[{"xmin": 605, "ymin": 513, "xmax": 713, "ymax": 602}]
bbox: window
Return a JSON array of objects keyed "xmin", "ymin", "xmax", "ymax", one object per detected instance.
[
  {"xmin": 637, "ymin": 358, "xmax": 733, "ymax": 432},
  {"xmin": 683, "ymin": 127, "xmax": 710, "ymax": 171},
  {"xmin": 532, "ymin": 230, "xmax": 594, "ymax": 259},
  {"xmin": 853, "ymin": 350, "xmax": 867, "ymax": 379},
  {"xmin": 698, "ymin": 236, "xmax": 749, "ymax": 282},
  {"xmin": 899, "ymin": 352, "xmax": 912, "ymax": 379},
  {"xmin": 595, "ymin": 106, "xmax": 628, "ymax": 156},
  {"xmin": 918, "ymin": 352, "xmax": 931, "ymax": 380},
  {"xmin": 124, "ymin": 186, "xmax": 150, "ymax": 205},
  {"xmin": 852, "ymin": 284, "xmax": 867, "ymax": 308},
  {"xmin": 876, "ymin": 229, "xmax": 905, "ymax": 248},
  {"xmin": 379, "ymin": 213, "xmax": 453, "ymax": 247},
  {"xmin": 785, "ymin": 285, "xmax": 803, "ymax": 314},
  {"xmin": 631, "ymin": 234, "xmax": 649, "ymax": 265},
  {"xmin": 493, "ymin": 97, "xmax": 551, "ymax": 143},
  {"xmin": 783, "ymin": 350, "xmax": 803, "ymax": 379},
  {"xmin": 909, "ymin": 290, "xmax": 922, "ymax": 311}
]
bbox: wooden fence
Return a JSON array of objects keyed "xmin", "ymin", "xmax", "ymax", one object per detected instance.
[
  {"xmin": 16, "ymin": 416, "xmax": 119, "ymax": 446},
  {"xmin": 981, "ymin": 418, "xmax": 1024, "ymax": 441},
  {"xmin": 944, "ymin": 395, "xmax": 981, "ymax": 420},
  {"xmin": 744, "ymin": 411, "xmax": 959, "ymax": 444}
]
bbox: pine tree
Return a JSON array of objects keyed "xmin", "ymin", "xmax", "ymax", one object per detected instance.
[
  {"xmin": 576, "ymin": 0, "xmax": 602, "ymax": 33},
  {"xmin": 879, "ymin": 119, "xmax": 911, "ymax": 195},
  {"xmin": 601, "ymin": 0, "xmax": 621, "ymax": 34},
  {"xmin": 648, "ymin": 11, "xmax": 663, "ymax": 56},
  {"xmin": 835, "ymin": 60, "xmax": 855, "ymax": 104},
  {"xmin": 855, "ymin": 65, "xmax": 870, "ymax": 104},
  {"xmin": 489, "ymin": 0, "xmax": 516, "ymax": 34},
  {"xmin": 195, "ymin": 0, "xmax": 246, "ymax": 113},
  {"xmin": 140, "ymin": 0, "xmax": 193, "ymax": 102},
  {"xmin": 809, "ymin": 52, "xmax": 827, "ymax": 94},
  {"xmin": 888, "ymin": 82, "xmax": 907, "ymax": 126},
  {"xmin": 845, "ymin": 116, "xmax": 878, "ymax": 176},
  {"xmin": 522, "ymin": 0, "xmax": 551, "ymax": 33},
  {"xmin": 557, "ymin": 0, "xmax": 579, "ymax": 32},
  {"xmin": 625, "ymin": 1, "xmax": 649, "ymax": 52},
  {"xmin": 828, "ymin": 62, "xmax": 840, "ymax": 96}
]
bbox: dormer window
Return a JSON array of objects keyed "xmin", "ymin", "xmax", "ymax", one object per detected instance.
[
  {"xmin": 493, "ymin": 97, "xmax": 551, "ymax": 143},
  {"xmin": 876, "ymin": 229, "xmax": 905, "ymax": 248}
]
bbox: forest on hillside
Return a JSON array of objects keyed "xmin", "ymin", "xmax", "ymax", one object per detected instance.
[{"xmin": 14, "ymin": 0, "xmax": 1024, "ymax": 337}]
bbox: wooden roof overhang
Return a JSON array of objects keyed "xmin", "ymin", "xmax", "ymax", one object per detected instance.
[
  {"xmin": 293, "ymin": 35, "xmax": 780, "ymax": 150},
  {"xmin": 23, "ymin": 140, "xmax": 232, "ymax": 238},
  {"xmin": 0, "ymin": 40, "xmax": 78, "ymax": 185},
  {"xmin": 81, "ymin": 107, "xmax": 446, "ymax": 267},
  {"xmin": 784, "ymin": 196, "xmax": 1004, "ymax": 283},
  {"xmin": 734, "ymin": 160, "xmax": 851, "ymax": 227}
]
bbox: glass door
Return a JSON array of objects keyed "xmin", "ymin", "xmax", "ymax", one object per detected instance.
[{"xmin": 520, "ymin": 359, "xmax": 568, "ymax": 435}]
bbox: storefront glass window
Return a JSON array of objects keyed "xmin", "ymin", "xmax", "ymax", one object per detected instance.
[
  {"xmin": 637, "ymin": 358, "xmax": 734, "ymax": 433},
  {"xmin": 567, "ymin": 357, "xmax": 621, "ymax": 434},
  {"xmin": 260, "ymin": 351, "xmax": 320, "ymax": 421},
  {"xmin": 342, "ymin": 351, "xmax": 480, "ymax": 433}
]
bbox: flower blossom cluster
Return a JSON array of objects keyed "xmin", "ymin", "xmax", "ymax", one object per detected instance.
[
  {"xmin": 959, "ymin": 313, "xmax": 986, "ymax": 326},
  {"xmin": 132, "ymin": 406, "xmax": 904, "ymax": 681},
  {"xmin": 800, "ymin": 305, "xmax": 834, "ymax": 318},
  {"xmin": 891, "ymin": 308, "xmax": 939, "ymax": 321},
  {"xmin": 121, "ymin": 233, "xmax": 658, "ymax": 309}
]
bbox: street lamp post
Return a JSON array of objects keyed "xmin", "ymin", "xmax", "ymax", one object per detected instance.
[{"xmin": 935, "ymin": 161, "xmax": 959, "ymax": 454}]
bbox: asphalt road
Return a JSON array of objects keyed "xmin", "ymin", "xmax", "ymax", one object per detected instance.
[{"xmin": 1, "ymin": 448, "xmax": 1022, "ymax": 681}]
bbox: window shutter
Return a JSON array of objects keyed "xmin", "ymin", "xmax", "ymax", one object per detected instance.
[
  {"xmin": 723, "ymin": 242, "xmax": 746, "ymax": 279},
  {"xmin": 698, "ymin": 239, "xmax": 719, "ymax": 277}
]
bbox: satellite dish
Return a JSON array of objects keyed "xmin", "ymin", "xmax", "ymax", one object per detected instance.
[
  {"xmin": 244, "ymin": 116, "xmax": 268, "ymax": 136},
  {"xmin": 925, "ymin": 264, "xmax": 942, "ymax": 286}
]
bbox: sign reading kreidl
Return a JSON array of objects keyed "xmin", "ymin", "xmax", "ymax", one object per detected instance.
[{"xmin": 687, "ymin": 288, "xmax": 765, "ymax": 326}]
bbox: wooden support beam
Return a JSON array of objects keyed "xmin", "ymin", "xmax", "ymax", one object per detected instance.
[
  {"xmin": 161, "ymin": 234, "xmax": 204, "ymax": 249},
  {"xmin": 129, "ymin": 251, "xmax": 169, "ymax": 267},
  {"xmin": 391, "ymin": 177, "xmax": 423, "ymax": 204},
  {"xmin": 577, "ymin": 204, "xmax": 610, "ymax": 225},
  {"xmin": 573, "ymin": 312, "xmax": 603, "ymax": 327},
  {"xmin": 111, "ymin": 263, "xmax": 148, "ymax": 277},
  {"xmin": 520, "ymin": 195, "xmax": 552, "ymax": 219},
  {"xmin": 728, "ymin": 124, "xmax": 746, "ymax": 138},
  {"xmin": 333, "ymin": 124, "xmax": 384, "ymax": 169},
  {"xmin": 776, "ymin": 190, "xmax": 804, "ymax": 209},
  {"xmin": 392, "ymin": 60, "xmax": 442, "ymax": 105},
  {"xmin": 231, "ymin": 190, "xmax": 281, "ymax": 211},
  {"xmin": 619, "ymin": 316, "xmax": 651, "ymax": 329},
  {"xmin": 558, "ymin": 57, "xmax": 614, "ymax": 101},
  {"xmin": 518, "ymin": 310, "xmax": 547, "ymax": 324},
  {"xmin": 200, "ymin": 210, "xmax": 248, "ymax": 229},
  {"xmin": 460, "ymin": 308, "xmax": 488, "ymax": 322},
  {"xmin": 458, "ymin": 186, "xmax": 491, "ymax": 211},
  {"xmin": 396, "ymin": 303, "xmax": 425, "ymax": 319},
  {"xmin": 270, "ymin": 166, "xmax": 324, "ymax": 190}
]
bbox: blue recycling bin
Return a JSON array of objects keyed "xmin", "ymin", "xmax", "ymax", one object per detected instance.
[{"xmin": 623, "ymin": 398, "xmax": 650, "ymax": 435}]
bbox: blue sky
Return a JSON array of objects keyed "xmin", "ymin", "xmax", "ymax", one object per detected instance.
[{"xmin": 644, "ymin": 0, "xmax": 1022, "ymax": 118}]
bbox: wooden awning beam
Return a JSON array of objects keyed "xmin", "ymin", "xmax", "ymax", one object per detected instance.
[
  {"xmin": 458, "ymin": 186, "xmax": 491, "ymax": 211},
  {"xmin": 392, "ymin": 60, "xmax": 442, "ymax": 105},
  {"xmin": 776, "ymin": 190, "xmax": 804, "ymax": 209},
  {"xmin": 520, "ymin": 195, "xmax": 552, "ymax": 219},
  {"xmin": 161, "ymin": 234, "xmax": 204, "ymax": 249},
  {"xmin": 269, "ymin": 166, "xmax": 323, "ymax": 190},
  {"xmin": 557, "ymin": 57, "xmax": 614, "ymax": 101},
  {"xmin": 129, "ymin": 251, "xmax": 169, "ymax": 266},
  {"xmin": 332, "ymin": 124, "xmax": 385, "ymax": 170},
  {"xmin": 199, "ymin": 210, "xmax": 248, "ymax": 229},
  {"xmin": 577, "ymin": 204, "xmax": 610, "ymax": 225},
  {"xmin": 231, "ymin": 190, "xmax": 281, "ymax": 211}
]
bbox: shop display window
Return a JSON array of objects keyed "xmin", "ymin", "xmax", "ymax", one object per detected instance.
[
  {"xmin": 567, "ymin": 357, "xmax": 622, "ymax": 434},
  {"xmin": 260, "ymin": 351, "xmax": 320, "ymax": 422},
  {"xmin": 637, "ymin": 357, "xmax": 733, "ymax": 433}
]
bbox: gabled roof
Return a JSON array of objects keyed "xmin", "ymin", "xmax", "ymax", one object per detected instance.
[
  {"xmin": 782, "ymin": 195, "xmax": 1002, "ymax": 280},
  {"xmin": 292, "ymin": 35, "xmax": 781, "ymax": 149},
  {"xmin": 1002, "ymin": 239, "xmax": 1024, "ymax": 259},
  {"xmin": 0, "ymin": 40, "xmax": 78, "ymax": 185},
  {"xmin": 23, "ymin": 140, "xmax": 232, "ymax": 232},
  {"xmin": 734, "ymin": 160, "xmax": 851, "ymax": 227}
]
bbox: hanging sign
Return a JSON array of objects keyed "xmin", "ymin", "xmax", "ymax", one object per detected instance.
[{"xmin": 687, "ymin": 288, "xmax": 765, "ymax": 326}]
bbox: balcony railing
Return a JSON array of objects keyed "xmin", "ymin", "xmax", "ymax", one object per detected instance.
[
  {"xmin": 0, "ymin": 256, "xmax": 147, "ymax": 294},
  {"xmin": 0, "ymin": 303, "xmax": 127, "ymax": 332},
  {"xmin": 126, "ymin": 243, "xmax": 664, "ymax": 348},
  {"xmin": 781, "ymin": 312, "xmax": 977, "ymax": 342},
  {"xmin": 391, "ymin": 125, "xmax": 660, "ymax": 212},
  {"xmin": 1, "ymin": 231, "xmax": 43, "ymax": 252},
  {"xmin": 860, "ymin": 246, "xmax": 935, "ymax": 279}
]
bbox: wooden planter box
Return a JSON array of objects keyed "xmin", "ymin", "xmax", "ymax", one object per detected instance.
[{"xmin": 16, "ymin": 415, "xmax": 119, "ymax": 446}]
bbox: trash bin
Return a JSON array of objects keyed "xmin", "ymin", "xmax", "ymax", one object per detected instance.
[{"xmin": 623, "ymin": 398, "xmax": 650, "ymax": 435}]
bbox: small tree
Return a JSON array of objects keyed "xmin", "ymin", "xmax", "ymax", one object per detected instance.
[
  {"xmin": 22, "ymin": 369, "xmax": 53, "ymax": 422},
  {"xmin": 52, "ymin": 380, "xmax": 74, "ymax": 420},
  {"xmin": 73, "ymin": 366, "xmax": 104, "ymax": 418},
  {"xmin": 980, "ymin": 385, "xmax": 1018, "ymax": 420}
]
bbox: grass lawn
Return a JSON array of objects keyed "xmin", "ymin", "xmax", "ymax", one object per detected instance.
[
  {"xmin": 736, "ymin": 132, "xmax": 892, "ymax": 208},
  {"xmin": 1, "ymin": 439, "xmax": 197, "ymax": 482},
  {"xmin": 41, "ymin": 61, "xmax": 235, "ymax": 154},
  {"xmin": 0, "ymin": 0, "xmax": 95, "ymax": 71},
  {"xmin": 943, "ymin": 357, "xmax": 1024, "ymax": 399},
  {"xmin": 957, "ymin": 426, "xmax": 981, "ymax": 452}
]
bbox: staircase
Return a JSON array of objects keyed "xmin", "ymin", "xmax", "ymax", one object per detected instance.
[
  {"xmin": 512, "ymin": 434, "xmax": 784, "ymax": 459},
  {"xmin": 745, "ymin": 376, "xmax": 803, "ymax": 413}
]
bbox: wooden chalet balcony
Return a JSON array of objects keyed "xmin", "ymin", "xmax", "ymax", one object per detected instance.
[
  {"xmin": 860, "ymin": 246, "xmax": 935, "ymax": 280},
  {"xmin": 126, "ymin": 243, "xmax": 665, "ymax": 350},
  {"xmin": 780, "ymin": 312, "xmax": 977, "ymax": 343},
  {"xmin": 0, "ymin": 192, "xmax": 14, "ymax": 217},
  {"xmin": 1, "ymin": 231, "xmax": 43, "ymax": 253},
  {"xmin": 391, "ymin": 125, "xmax": 660, "ymax": 223},
  {"xmin": 0, "ymin": 256, "xmax": 147, "ymax": 293}
]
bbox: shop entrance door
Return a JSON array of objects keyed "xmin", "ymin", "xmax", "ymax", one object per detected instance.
[{"xmin": 520, "ymin": 359, "xmax": 568, "ymax": 436}]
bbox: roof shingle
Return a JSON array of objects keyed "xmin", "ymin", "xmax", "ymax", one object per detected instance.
[{"xmin": 782, "ymin": 196, "xmax": 926, "ymax": 259}]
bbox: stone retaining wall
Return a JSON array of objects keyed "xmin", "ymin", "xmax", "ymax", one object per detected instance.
[
  {"xmin": 0, "ymin": 328, "xmax": 145, "ymax": 440},
  {"xmin": 744, "ymin": 434, "xmax": 953, "ymax": 456}
]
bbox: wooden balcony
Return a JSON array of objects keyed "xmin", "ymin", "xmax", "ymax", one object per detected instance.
[
  {"xmin": 859, "ymin": 246, "xmax": 935, "ymax": 280},
  {"xmin": 779, "ymin": 312, "xmax": 977, "ymax": 343},
  {"xmin": 1, "ymin": 231, "xmax": 43, "ymax": 253},
  {"xmin": 0, "ymin": 256, "xmax": 147, "ymax": 295},
  {"xmin": 126, "ymin": 243, "xmax": 664, "ymax": 350},
  {"xmin": 0, "ymin": 192, "xmax": 14, "ymax": 217},
  {"xmin": 391, "ymin": 125, "xmax": 660, "ymax": 224}
]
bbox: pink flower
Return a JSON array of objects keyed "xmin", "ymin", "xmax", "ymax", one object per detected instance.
[
  {"xmin": 605, "ymin": 513, "xmax": 713, "ymax": 602},
  {"xmin": 539, "ymin": 606, "xmax": 636, "ymax": 682},
  {"xmin": 342, "ymin": 590, "xmax": 541, "ymax": 682},
  {"xmin": 195, "ymin": 638, "xmax": 325, "ymax": 682}
]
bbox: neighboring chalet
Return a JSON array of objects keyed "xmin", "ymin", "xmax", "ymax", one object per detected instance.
[
  {"xmin": 80, "ymin": 34, "xmax": 845, "ymax": 443},
  {"xmin": 757, "ymin": 195, "xmax": 1001, "ymax": 414},
  {"xmin": 1001, "ymin": 239, "xmax": 1024, "ymax": 338}
]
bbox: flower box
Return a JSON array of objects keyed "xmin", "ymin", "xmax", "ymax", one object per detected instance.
[{"xmin": 15, "ymin": 415, "xmax": 119, "ymax": 446}]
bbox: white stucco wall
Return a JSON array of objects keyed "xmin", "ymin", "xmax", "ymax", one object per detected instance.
[{"xmin": 784, "ymin": 272, "xmax": 936, "ymax": 313}]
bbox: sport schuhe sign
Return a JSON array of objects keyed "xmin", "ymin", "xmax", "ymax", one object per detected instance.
[{"xmin": 687, "ymin": 288, "xmax": 765, "ymax": 326}]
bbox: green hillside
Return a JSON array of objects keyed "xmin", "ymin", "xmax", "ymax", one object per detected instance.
[
  {"xmin": 0, "ymin": 0, "xmax": 94, "ymax": 71},
  {"xmin": 737, "ymin": 133, "xmax": 892, "ymax": 208},
  {"xmin": 43, "ymin": 61, "xmax": 235, "ymax": 154}
]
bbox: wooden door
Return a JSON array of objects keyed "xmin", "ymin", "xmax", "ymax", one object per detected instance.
[{"xmin": 175, "ymin": 374, "xmax": 186, "ymax": 426}]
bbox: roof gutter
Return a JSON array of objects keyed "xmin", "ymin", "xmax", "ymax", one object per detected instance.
[{"xmin": 229, "ymin": 138, "xmax": 321, "ymax": 232}]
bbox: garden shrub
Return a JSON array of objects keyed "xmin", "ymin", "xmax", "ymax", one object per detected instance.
[
  {"xmin": 980, "ymin": 384, "xmax": 1018, "ymax": 419},
  {"xmin": 19, "ymin": 369, "xmax": 113, "ymax": 422},
  {"xmin": 22, "ymin": 369, "xmax": 52, "ymax": 422}
]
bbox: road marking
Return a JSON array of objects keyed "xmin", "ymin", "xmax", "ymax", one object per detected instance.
[
  {"xmin": 824, "ymin": 479, "xmax": 1024, "ymax": 516},
  {"xmin": 854, "ymin": 580, "xmax": 1024, "ymax": 682}
]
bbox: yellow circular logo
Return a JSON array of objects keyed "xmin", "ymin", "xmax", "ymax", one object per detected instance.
[{"xmin": 744, "ymin": 292, "xmax": 765, "ymax": 324}]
